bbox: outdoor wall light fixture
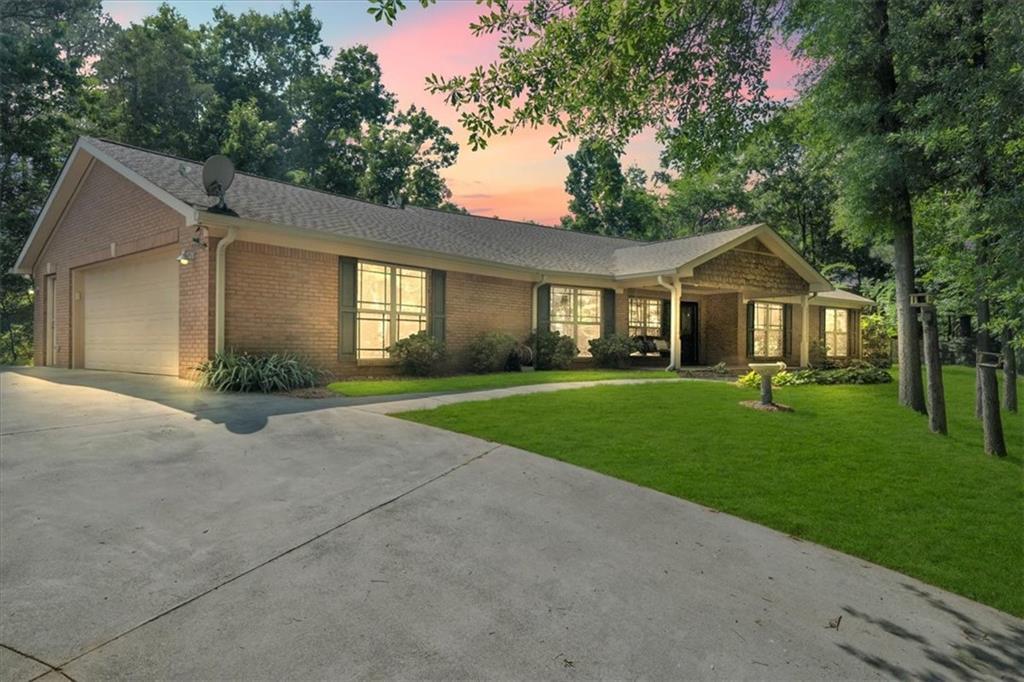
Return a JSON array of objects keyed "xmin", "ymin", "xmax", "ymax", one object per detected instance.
[{"xmin": 177, "ymin": 230, "xmax": 208, "ymax": 266}]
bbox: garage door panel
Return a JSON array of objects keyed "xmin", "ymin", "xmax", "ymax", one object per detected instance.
[{"xmin": 83, "ymin": 252, "xmax": 179, "ymax": 375}]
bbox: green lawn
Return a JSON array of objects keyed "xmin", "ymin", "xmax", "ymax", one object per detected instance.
[
  {"xmin": 327, "ymin": 369, "xmax": 676, "ymax": 397},
  {"xmin": 400, "ymin": 366, "xmax": 1024, "ymax": 616}
]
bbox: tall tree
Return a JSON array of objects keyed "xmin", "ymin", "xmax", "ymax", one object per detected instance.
[
  {"xmin": 95, "ymin": 5, "xmax": 213, "ymax": 157},
  {"xmin": 786, "ymin": 0, "xmax": 926, "ymax": 412},
  {"xmin": 0, "ymin": 0, "xmax": 106, "ymax": 363},
  {"xmin": 660, "ymin": 162, "xmax": 749, "ymax": 236},
  {"xmin": 902, "ymin": 0, "xmax": 1023, "ymax": 455},
  {"xmin": 560, "ymin": 139, "xmax": 662, "ymax": 239},
  {"xmin": 91, "ymin": 3, "xmax": 459, "ymax": 208}
]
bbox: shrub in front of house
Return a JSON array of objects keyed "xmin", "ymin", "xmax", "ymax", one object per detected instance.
[
  {"xmin": 860, "ymin": 312, "xmax": 893, "ymax": 368},
  {"xmin": 464, "ymin": 331, "xmax": 517, "ymax": 373},
  {"xmin": 528, "ymin": 330, "xmax": 578, "ymax": 370},
  {"xmin": 196, "ymin": 351, "xmax": 321, "ymax": 392},
  {"xmin": 506, "ymin": 341, "xmax": 534, "ymax": 371},
  {"xmin": 389, "ymin": 331, "xmax": 448, "ymax": 376},
  {"xmin": 738, "ymin": 362, "xmax": 892, "ymax": 388},
  {"xmin": 587, "ymin": 334, "xmax": 639, "ymax": 369}
]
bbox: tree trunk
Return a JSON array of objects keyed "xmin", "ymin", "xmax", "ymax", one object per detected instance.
[
  {"xmin": 976, "ymin": 366, "xmax": 983, "ymax": 418},
  {"xmin": 921, "ymin": 307, "xmax": 946, "ymax": 435},
  {"xmin": 894, "ymin": 217, "xmax": 926, "ymax": 413},
  {"xmin": 976, "ymin": 298, "xmax": 1006, "ymax": 456},
  {"xmin": 873, "ymin": 0, "xmax": 925, "ymax": 414},
  {"xmin": 1003, "ymin": 330, "xmax": 1018, "ymax": 413}
]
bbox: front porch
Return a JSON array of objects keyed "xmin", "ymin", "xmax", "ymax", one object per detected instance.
[{"xmin": 619, "ymin": 235, "xmax": 869, "ymax": 370}]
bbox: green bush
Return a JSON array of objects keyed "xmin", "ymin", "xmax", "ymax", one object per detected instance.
[
  {"xmin": 587, "ymin": 334, "xmax": 638, "ymax": 369},
  {"xmin": 390, "ymin": 331, "xmax": 447, "ymax": 376},
  {"xmin": 528, "ymin": 330, "xmax": 578, "ymax": 370},
  {"xmin": 738, "ymin": 362, "xmax": 892, "ymax": 388},
  {"xmin": 196, "ymin": 351, "xmax": 321, "ymax": 392},
  {"xmin": 464, "ymin": 331, "xmax": 517, "ymax": 373},
  {"xmin": 861, "ymin": 312, "xmax": 893, "ymax": 368}
]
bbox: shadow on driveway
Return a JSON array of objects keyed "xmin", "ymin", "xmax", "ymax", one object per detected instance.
[
  {"xmin": 1, "ymin": 367, "xmax": 431, "ymax": 435},
  {"xmin": 837, "ymin": 582, "xmax": 1024, "ymax": 680}
]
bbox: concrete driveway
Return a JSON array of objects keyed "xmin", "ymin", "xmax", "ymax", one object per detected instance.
[{"xmin": 1, "ymin": 368, "xmax": 1020, "ymax": 680}]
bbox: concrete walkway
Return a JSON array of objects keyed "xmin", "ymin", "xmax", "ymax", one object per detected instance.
[
  {"xmin": 1, "ymin": 368, "xmax": 1021, "ymax": 680},
  {"xmin": 349, "ymin": 377, "xmax": 682, "ymax": 415}
]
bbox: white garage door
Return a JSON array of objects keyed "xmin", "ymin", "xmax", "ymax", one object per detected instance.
[{"xmin": 84, "ymin": 250, "xmax": 179, "ymax": 375}]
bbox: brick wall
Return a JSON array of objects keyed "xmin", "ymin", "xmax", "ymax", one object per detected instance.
[
  {"xmin": 223, "ymin": 240, "xmax": 339, "ymax": 373},
  {"xmin": 445, "ymin": 271, "xmax": 534, "ymax": 359},
  {"xmin": 30, "ymin": 162, "xmax": 193, "ymax": 374},
  {"xmin": 702, "ymin": 293, "xmax": 740, "ymax": 365},
  {"xmin": 178, "ymin": 233, "xmax": 217, "ymax": 378},
  {"xmin": 614, "ymin": 292, "xmax": 629, "ymax": 336}
]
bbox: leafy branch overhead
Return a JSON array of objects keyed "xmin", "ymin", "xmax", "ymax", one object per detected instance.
[{"xmin": 374, "ymin": 0, "xmax": 779, "ymax": 162}]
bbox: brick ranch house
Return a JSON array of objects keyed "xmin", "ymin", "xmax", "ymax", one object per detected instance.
[{"xmin": 13, "ymin": 138, "xmax": 872, "ymax": 379}]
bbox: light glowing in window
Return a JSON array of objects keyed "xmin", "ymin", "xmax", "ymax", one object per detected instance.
[
  {"xmin": 550, "ymin": 286, "xmax": 602, "ymax": 357},
  {"xmin": 356, "ymin": 262, "xmax": 427, "ymax": 359}
]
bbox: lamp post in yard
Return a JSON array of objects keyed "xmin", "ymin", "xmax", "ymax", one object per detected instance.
[{"xmin": 911, "ymin": 294, "xmax": 946, "ymax": 435}]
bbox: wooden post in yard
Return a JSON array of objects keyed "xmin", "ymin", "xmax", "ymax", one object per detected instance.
[{"xmin": 912, "ymin": 295, "xmax": 946, "ymax": 435}]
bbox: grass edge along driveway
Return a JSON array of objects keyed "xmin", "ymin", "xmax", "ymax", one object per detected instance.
[
  {"xmin": 399, "ymin": 366, "xmax": 1024, "ymax": 617},
  {"xmin": 327, "ymin": 369, "xmax": 677, "ymax": 397}
]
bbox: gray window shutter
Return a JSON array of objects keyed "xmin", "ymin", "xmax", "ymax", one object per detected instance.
[
  {"xmin": 536, "ymin": 284, "xmax": 551, "ymax": 332},
  {"xmin": 429, "ymin": 269, "xmax": 446, "ymax": 341},
  {"xmin": 746, "ymin": 302, "xmax": 755, "ymax": 358},
  {"xmin": 819, "ymin": 306, "xmax": 827, "ymax": 342},
  {"xmin": 783, "ymin": 303, "xmax": 793, "ymax": 357},
  {"xmin": 602, "ymin": 289, "xmax": 616, "ymax": 338},
  {"xmin": 849, "ymin": 309, "xmax": 859, "ymax": 357},
  {"xmin": 339, "ymin": 257, "xmax": 357, "ymax": 359},
  {"xmin": 660, "ymin": 299, "xmax": 671, "ymax": 338}
]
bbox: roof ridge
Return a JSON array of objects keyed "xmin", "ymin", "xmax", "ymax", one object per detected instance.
[
  {"xmin": 612, "ymin": 223, "xmax": 764, "ymax": 252},
  {"xmin": 406, "ymin": 204, "xmax": 645, "ymax": 244}
]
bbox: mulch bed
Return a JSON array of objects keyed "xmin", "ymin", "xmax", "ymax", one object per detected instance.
[{"xmin": 286, "ymin": 387, "xmax": 336, "ymax": 399}]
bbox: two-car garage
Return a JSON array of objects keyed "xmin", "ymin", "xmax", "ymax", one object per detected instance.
[{"xmin": 79, "ymin": 249, "xmax": 180, "ymax": 376}]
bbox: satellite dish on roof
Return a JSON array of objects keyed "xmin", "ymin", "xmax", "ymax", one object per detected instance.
[{"xmin": 201, "ymin": 155, "xmax": 235, "ymax": 214}]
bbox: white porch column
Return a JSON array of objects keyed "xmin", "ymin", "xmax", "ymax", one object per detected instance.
[
  {"xmin": 800, "ymin": 294, "xmax": 810, "ymax": 367},
  {"xmin": 670, "ymin": 280, "xmax": 682, "ymax": 369}
]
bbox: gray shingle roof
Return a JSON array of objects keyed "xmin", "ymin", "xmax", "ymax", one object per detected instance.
[{"xmin": 84, "ymin": 137, "xmax": 766, "ymax": 279}]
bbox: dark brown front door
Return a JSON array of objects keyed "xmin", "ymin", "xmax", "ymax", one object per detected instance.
[{"xmin": 680, "ymin": 302, "xmax": 699, "ymax": 365}]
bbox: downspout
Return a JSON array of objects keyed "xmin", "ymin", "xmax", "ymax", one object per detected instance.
[
  {"xmin": 214, "ymin": 226, "xmax": 238, "ymax": 354},
  {"xmin": 531, "ymin": 274, "xmax": 547, "ymax": 331},
  {"xmin": 657, "ymin": 275, "xmax": 680, "ymax": 371}
]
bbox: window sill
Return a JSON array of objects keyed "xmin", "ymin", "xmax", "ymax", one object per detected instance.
[{"xmin": 356, "ymin": 358, "xmax": 398, "ymax": 367}]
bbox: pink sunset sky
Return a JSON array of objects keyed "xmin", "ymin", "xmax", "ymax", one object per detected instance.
[{"xmin": 102, "ymin": 1, "xmax": 802, "ymax": 225}]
